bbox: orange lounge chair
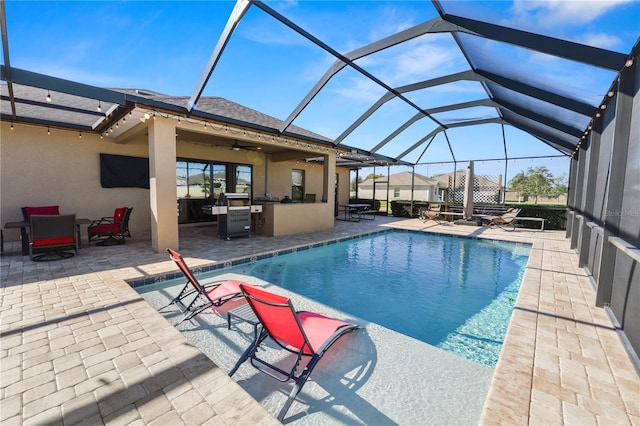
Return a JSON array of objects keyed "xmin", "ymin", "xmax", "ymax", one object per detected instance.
[
  {"xmin": 165, "ymin": 248, "xmax": 245, "ymax": 323},
  {"xmin": 229, "ymin": 284, "xmax": 359, "ymax": 421}
]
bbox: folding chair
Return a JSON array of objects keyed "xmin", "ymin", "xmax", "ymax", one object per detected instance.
[
  {"xmin": 229, "ymin": 284, "xmax": 359, "ymax": 421},
  {"xmin": 165, "ymin": 248, "xmax": 245, "ymax": 323}
]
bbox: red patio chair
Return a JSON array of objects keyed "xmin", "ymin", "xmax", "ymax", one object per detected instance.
[
  {"xmin": 229, "ymin": 284, "xmax": 359, "ymax": 422},
  {"xmin": 22, "ymin": 205, "xmax": 60, "ymax": 220},
  {"xmin": 29, "ymin": 214, "xmax": 78, "ymax": 261},
  {"xmin": 165, "ymin": 248, "xmax": 246, "ymax": 324},
  {"xmin": 88, "ymin": 207, "xmax": 133, "ymax": 245}
]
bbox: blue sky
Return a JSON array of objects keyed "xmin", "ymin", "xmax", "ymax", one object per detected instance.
[{"xmin": 4, "ymin": 0, "xmax": 639, "ymax": 181}]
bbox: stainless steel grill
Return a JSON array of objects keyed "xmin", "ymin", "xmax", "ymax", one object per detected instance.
[{"xmin": 218, "ymin": 193, "xmax": 251, "ymax": 240}]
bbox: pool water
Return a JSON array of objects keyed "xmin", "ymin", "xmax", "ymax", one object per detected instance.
[{"xmin": 189, "ymin": 231, "xmax": 529, "ymax": 367}]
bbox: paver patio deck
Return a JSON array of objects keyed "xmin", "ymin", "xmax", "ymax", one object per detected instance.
[{"xmin": 1, "ymin": 216, "xmax": 638, "ymax": 424}]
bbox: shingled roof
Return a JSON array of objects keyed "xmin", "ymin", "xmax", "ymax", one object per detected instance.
[{"xmin": 113, "ymin": 88, "xmax": 332, "ymax": 143}]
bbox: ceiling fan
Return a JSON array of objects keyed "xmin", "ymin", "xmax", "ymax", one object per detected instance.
[{"xmin": 230, "ymin": 140, "xmax": 257, "ymax": 151}]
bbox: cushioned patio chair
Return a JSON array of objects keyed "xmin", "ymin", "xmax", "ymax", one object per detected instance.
[
  {"xmin": 22, "ymin": 205, "xmax": 60, "ymax": 221},
  {"xmin": 229, "ymin": 284, "xmax": 359, "ymax": 422},
  {"xmin": 164, "ymin": 248, "xmax": 246, "ymax": 324},
  {"xmin": 29, "ymin": 214, "xmax": 78, "ymax": 261},
  {"xmin": 19, "ymin": 205, "xmax": 61, "ymax": 246},
  {"xmin": 88, "ymin": 207, "xmax": 133, "ymax": 245},
  {"xmin": 488, "ymin": 208, "xmax": 521, "ymax": 230}
]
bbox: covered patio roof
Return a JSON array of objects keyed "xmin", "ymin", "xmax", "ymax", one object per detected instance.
[{"xmin": 1, "ymin": 0, "xmax": 638, "ymax": 167}]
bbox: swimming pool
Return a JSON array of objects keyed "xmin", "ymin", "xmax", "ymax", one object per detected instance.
[{"xmin": 191, "ymin": 230, "xmax": 530, "ymax": 367}]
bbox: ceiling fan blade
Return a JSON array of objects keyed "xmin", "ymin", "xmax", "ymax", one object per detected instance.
[{"xmin": 231, "ymin": 141, "xmax": 255, "ymax": 151}]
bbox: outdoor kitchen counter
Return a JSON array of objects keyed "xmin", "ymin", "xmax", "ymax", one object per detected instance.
[{"xmin": 253, "ymin": 202, "xmax": 334, "ymax": 237}]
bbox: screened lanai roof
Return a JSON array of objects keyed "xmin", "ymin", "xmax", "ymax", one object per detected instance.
[{"xmin": 1, "ymin": 1, "xmax": 639, "ymax": 168}]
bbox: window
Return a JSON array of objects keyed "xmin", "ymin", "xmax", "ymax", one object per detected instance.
[
  {"xmin": 292, "ymin": 169, "xmax": 305, "ymax": 202},
  {"xmin": 393, "ymin": 187, "xmax": 400, "ymax": 197},
  {"xmin": 177, "ymin": 158, "xmax": 252, "ymax": 223},
  {"xmin": 212, "ymin": 164, "xmax": 227, "ymax": 200},
  {"xmin": 234, "ymin": 165, "xmax": 252, "ymax": 197}
]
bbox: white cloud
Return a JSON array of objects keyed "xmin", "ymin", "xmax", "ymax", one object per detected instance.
[
  {"xmin": 575, "ymin": 33, "xmax": 623, "ymax": 50},
  {"xmin": 510, "ymin": 0, "xmax": 634, "ymax": 27},
  {"xmin": 275, "ymin": 0, "xmax": 299, "ymax": 12},
  {"xmin": 356, "ymin": 35, "xmax": 465, "ymax": 87},
  {"xmin": 331, "ymin": 77, "xmax": 385, "ymax": 104}
]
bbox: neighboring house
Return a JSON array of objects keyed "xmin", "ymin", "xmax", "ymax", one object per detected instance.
[
  {"xmin": 504, "ymin": 190, "xmax": 567, "ymax": 205},
  {"xmin": 357, "ymin": 171, "xmax": 440, "ymax": 202},
  {"xmin": 433, "ymin": 170, "xmax": 503, "ymax": 203}
]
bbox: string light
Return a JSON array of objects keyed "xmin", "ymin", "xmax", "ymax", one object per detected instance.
[
  {"xmin": 79, "ymin": 131, "xmax": 82, "ymax": 139},
  {"xmin": 46, "ymin": 91, "xmax": 51, "ymax": 102},
  {"xmin": 47, "ymin": 126, "xmax": 51, "ymax": 135},
  {"xmin": 97, "ymin": 101, "xmax": 102, "ymax": 112}
]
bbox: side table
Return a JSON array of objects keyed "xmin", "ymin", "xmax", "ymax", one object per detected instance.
[{"xmin": 227, "ymin": 304, "xmax": 261, "ymax": 339}]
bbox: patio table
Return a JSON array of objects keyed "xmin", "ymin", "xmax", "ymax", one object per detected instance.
[
  {"xmin": 227, "ymin": 303, "xmax": 260, "ymax": 340},
  {"xmin": 337, "ymin": 204, "xmax": 371, "ymax": 222}
]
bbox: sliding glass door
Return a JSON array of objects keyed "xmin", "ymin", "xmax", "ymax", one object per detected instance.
[{"xmin": 177, "ymin": 159, "xmax": 252, "ymax": 224}]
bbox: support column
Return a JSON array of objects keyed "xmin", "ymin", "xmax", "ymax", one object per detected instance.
[
  {"xmin": 579, "ymin": 128, "xmax": 600, "ymax": 268},
  {"xmin": 148, "ymin": 117, "xmax": 178, "ymax": 253},
  {"xmin": 323, "ymin": 152, "xmax": 334, "ymax": 204},
  {"xmin": 596, "ymin": 59, "xmax": 637, "ymax": 306}
]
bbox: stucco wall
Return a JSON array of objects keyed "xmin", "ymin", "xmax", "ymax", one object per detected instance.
[
  {"xmin": 2, "ymin": 121, "xmax": 340, "ymax": 242},
  {"xmin": 1, "ymin": 122, "xmax": 151, "ymax": 241},
  {"xmin": 262, "ymin": 159, "xmax": 326, "ymax": 202},
  {"xmin": 336, "ymin": 167, "xmax": 350, "ymax": 206}
]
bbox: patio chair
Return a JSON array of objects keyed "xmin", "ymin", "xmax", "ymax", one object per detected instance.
[
  {"xmin": 488, "ymin": 208, "xmax": 521, "ymax": 230},
  {"xmin": 88, "ymin": 207, "xmax": 133, "ymax": 245},
  {"xmin": 22, "ymin": 205, "xmax": 60, "ymax": 221},
  {"xmin": 29, "ymin": 214, "xmax": 78, "ymax": 261},
  {"xmin": 418, "ymin": 204, "xmax": 443, "ymax": 223},
  {"xmin": 164, "ymin": 248, "xmax": 245, "ymax": 324},
  {"xmin": 229, "ymin": 283, "xmax": 359, "ymax": 422}
]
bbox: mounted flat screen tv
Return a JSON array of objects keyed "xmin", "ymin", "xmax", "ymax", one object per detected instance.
[{"xmin": 100, "ymin": 153, "xmax": 150, "ymax": 189}]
